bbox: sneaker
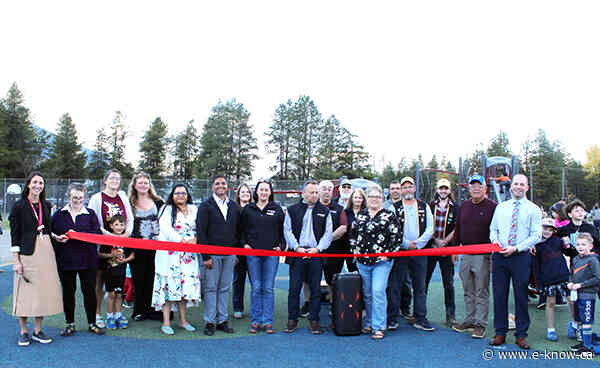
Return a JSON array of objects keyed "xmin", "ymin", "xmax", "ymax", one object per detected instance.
[
  {"xmin": 309, "ymin": 320, "xmax": 324, "ymax": 335},
  {"xmin": 452, "ymin": 322, "xmax": 476, "ymax": 333},
  {"xmin": 299, "ymin": 302, "xmax": 310, "ymax": 318},
  {"xmin": 400, "ymin": 310, "xmax": 413, "ymax": 320},
  {"xmin": 106, "ymin": 317, "xmax": 117, "ymax": 330},
  {"xmin": 570, "ymin": 342, "xmax": 584, "ymax": 352},
  {"xmin": 204, "ymin": 323, "xmax": 216, "ymax": 336},
  {"xmin": 116, "ymin": 316, "xmax": 129, "ymax": 329},
  {"xmin": 121, "ymin": 301, "xmax": 133, "ymax": 309},
  {"xmin": 387, "ymin": 321, "xmax": 399, "ymax": 331},
  {"xmin": 96, "ymin": 315, "xmax": 106, "ymax": 329},
  {"xmin": 18, "ymin": 332, "xmax": 31, "ymax": 347},
  {"xmin": 575, "ymin": 345, "xmax": 594, "ymax": 357},
  {"xmin": 536, "ymin": 302, "xmax": 546, "ymax": 310},
  {"xmin": 413, "ymin": 320, "xmax": 435, "ymax": 332},
  {"xmin": 32, "ymin": 331, "xmax": 53, "ymax": 344},
  {"xmin": 471, "ymin": 326, "xmax": 486, "ymax": 339},
  {"xmin": 233, "ymin": 311, "xmax": 243, "ymax": 319},
  {"xmin": 567, "ymin": 322, "xmax": 577, "ymax": 339},
  {"xmin": 546, "ymin": 330, "xmax": 558, "ymax": 341},
  {"xmin": 445, "ymin": 316, "xmax": 457, "ymax": 327},
  {"xmin": 216, "ymin": 321, "xmax": 234, "ymax": 333}
]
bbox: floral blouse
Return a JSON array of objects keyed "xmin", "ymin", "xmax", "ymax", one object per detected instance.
[{"xmin": 349, "ymin": 208, "xmax": 402, "ymax": 265}]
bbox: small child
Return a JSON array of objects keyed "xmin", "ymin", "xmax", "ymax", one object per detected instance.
[
  {"xmin": 98, "ymin": 215, "xmax": 134, "ymax": 330},
  {"xmin": 568, "ymin": 232, "xmax": 600, "ymax": 354},
  {"xmin": 534, "ymin": 218, "xmax": 570, "ymax": 341}
]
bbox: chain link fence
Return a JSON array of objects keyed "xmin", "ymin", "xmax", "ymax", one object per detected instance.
[{"xmin": 0, "ymin": 178, "xmax": 306, "ymax": 216}]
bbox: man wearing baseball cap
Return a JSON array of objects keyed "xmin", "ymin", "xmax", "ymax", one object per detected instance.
[
  {"xmin": 387, "ymin": 176, "xmax": 435, "ymax": 331},
  {"xmin": 452, "ymin": 173, "xmax": 497, "ymax": 339},
  {"xmin": 425, "ymin": 178, "xmax": 458, "ymax": 327},
  {"xmin": 336, "ymin": 178, "xmax": 353, "ymax": 208}
]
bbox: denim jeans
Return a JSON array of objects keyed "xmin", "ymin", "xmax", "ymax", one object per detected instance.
[
  {"xmin": 390, "ymin": 256, "xmax": 428, "ymax": 324},
  {"xmin": 246, "ymin": 256, "xmax": 279, "ymax": 326},
  {"xmin": 357, "ymin": 260, "xmax": 394, "ymax": 332},
  {"xmin": 288, "ymin": 258, "xmax": 323, "ymax": 322}
]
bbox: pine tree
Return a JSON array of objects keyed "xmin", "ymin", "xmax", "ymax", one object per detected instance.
[
  {"xmin": 487, "ymin": 130, "xmax": 512, "ymax": 157},
  {"xmin": 0, "ymin": 83, "xmax": 45, "ymax": 177},
  {"xmin": 88, "ymin": 127, "xmax": 110, "ymax": 180},
  {"xmin": 139, "ymin": 117, "xmax": 169, "ymax": 179},
  {"xmin": 198, "ymin": 100, "xmax": 258, "ymax": 182},
  {"xmin": 107, "ymin": 111, "xmax": 134, "ymax": 178},
  {"xmin": 172, "ymin": 120, "xmax": 200, "ymax": 180},
  {"xmin": 265, "ymin": 100, "xmax": 295, "ymax": 179},
  {"xmin": 44, "ymin": 113, "xmax": 87, "ymax": 178},
  {"xmin": 290, "ymin": 96, "xmax": 322, "ymax": 179}
]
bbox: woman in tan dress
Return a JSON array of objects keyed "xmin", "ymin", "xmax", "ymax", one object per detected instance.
[{"xmin": 9, "ymin": 172, "xmax": 63, "ymax": 346}]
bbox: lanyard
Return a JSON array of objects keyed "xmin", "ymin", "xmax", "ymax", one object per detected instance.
[{"xmin": 28, "ymin": 199, "xmax": 42, "ymax": 229}]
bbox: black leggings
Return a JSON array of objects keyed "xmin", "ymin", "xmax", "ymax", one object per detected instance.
[
  {"xmin": 131, "ymin": 249, "xmax": 156, "ymax": 317},
  {"xmin": 59, "ymin": 269, "xmax": 97, "ymax": 325}
]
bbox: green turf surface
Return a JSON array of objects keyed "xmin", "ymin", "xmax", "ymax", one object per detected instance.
[{"xmin": 2, "ymin": 276, "xmax": 597, "ymax": 350}]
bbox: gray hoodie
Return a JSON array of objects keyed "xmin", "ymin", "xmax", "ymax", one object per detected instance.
[{"xmin": 570, "ymin": 254, "xmax": 600, "ymax": 299}]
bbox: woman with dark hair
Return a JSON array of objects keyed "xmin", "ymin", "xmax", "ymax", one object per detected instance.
[
  {"xmin": 239, "ymin": 180, "xmax": 284, "ymax": 333},
  {"xmin": 128, "ymin": 172, "xmax": 164, "ymax": 321},
  {"xmin": 232, "ymin": 183, "xmax": 252, "ymax": 319},
  {"xmin": 9, "ymin": 172, "xmax": 63, "ymax": 346},
  {"xmin": 152, "ymin": 184, "xmax": 201, "ymax": 335},
  {"xmin": 51, "ymin": 183, "xmax": 105, "ymax": 336},
  {"xmin": 88, "ymin": 169, "xmax": 134, "ymax": 328}
]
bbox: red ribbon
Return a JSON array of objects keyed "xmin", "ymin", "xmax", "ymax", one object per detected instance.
[{"xmin": 66, "ymin": 231, "xmax": 502, "ymax": 258}]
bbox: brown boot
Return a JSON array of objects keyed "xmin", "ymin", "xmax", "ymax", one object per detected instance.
[{"xmin": 489, "ymin": 335, "xmax": 505, "ymax": 346}]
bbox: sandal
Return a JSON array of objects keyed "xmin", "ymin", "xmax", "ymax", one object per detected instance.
[
  {"xmin": 60, "ymin": 324, "xmax": 75, "ymax": 336},
  {"xmin": 88, "ymin": 324, "xmax": 105, "ymax": 335},
  {"xmin": 249, "ymin": 323, "xmax": 260, "ymax": 334},
  {"xmin": 371, "ymin": 330, "xmax": 384, "ymax": 340},
  {"xmin": 263, "ymin": 324, "xmax": 274, "ymax": 334},
  {"xmin": 361, "ymin": 326, "xmax": 373, "ymax": 334}
]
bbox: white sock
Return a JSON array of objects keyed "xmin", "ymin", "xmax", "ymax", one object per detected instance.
[
  {"xmin": 115, "ymin": 312, "xmax": 122, "ymax": 319},
  {"xmin": 107, "ymin": 313, "xmax": 114, "ymax": 319},
  {"xmin": 547, "ymin": 328, "xmax": 555, "ymax": 333}
]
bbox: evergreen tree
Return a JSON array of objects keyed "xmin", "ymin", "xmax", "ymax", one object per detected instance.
[
  {"xmin": 486, "ymin": 130, "xmax": 512, "ymax": 157},
  {"xmin": 172, "ymin": 120, "xmax": 200, "ymax": 180},
  {"xmin": 265, "ymin": 99, "xmax": 295, "ymax": 179},
  {"xmin": 139, "ymin": 116, "xmax": 169, "ymax": 179},
  {"xmin": 44, "ymin": 113, "xmax": 87, "ymax": 178},
  {"xmin": 0, "ymin": 83, "xmax": 45, "ymax": 177},
  {"xmin": 336, "ymin": 126, "xmax": 372, "ymax": 179},
  {"xmin": 88, "ymin": 127, "xmax": 110, "ymax": 180},
  {"xmin": 314, "ymin": 115, "xmax": 342, "ymax": 179},
  {"xmin": 198, "ymin": 100, "xmax": 258, "ymax": 182},
  {"xmin": 289, "ymin": 96, "xmax": 322, "ymax": 179},
  {"xmin": 107, "ymin": 111, "xmax": 134, "ymax": 178}
]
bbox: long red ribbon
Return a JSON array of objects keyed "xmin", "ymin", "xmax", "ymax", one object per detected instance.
[{"xmin": 66, "ymin": 231, "xmax": 502, "ymax": 258}]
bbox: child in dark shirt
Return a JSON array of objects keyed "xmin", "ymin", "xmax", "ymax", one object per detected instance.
[
  {"xmin": 534, "ymin": 218, "xmax": 570, "ymax": 341},
  {"xmin": 568, "ymin": 233, "xmax": 600, "ymax": 355},
  {"xmin": 98, "ymin": 215, "xmax": 134, "ymax": 330}
]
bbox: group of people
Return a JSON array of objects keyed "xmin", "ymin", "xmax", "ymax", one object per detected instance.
[{"xmin": 7, "ymin": 170, "xmax": 600, "ymax": 354}]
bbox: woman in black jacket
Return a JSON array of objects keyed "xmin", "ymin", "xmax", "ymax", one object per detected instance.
[
  {"xmin": 127, "ymin": 172, "xmax": 165, "ymax": 321},
  {"xmin": 9, "ymin": 172, "xmax": 63, "ymax": 346},
  {"xmin": 239, "ymin": 180, "xmax": 285, "ymax": 334}
]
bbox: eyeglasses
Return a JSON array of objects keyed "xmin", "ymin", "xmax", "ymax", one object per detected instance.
[
  {"xmin": 70, "ymin": 196, "xmax": 84, "ymax": 201},
  {"xmin": 342, "ymin": 185, "xmax": 352, "ymax": 189},
  {"xmin": 367, "ymin": 195, "xmax": 382, "ymax": 199},
  {"xmin": 173, "ymin": 192, "xmax": 188, "ymax": 196}
]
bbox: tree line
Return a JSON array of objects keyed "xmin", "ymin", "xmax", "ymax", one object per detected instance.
[{"xmin": 0, "ymin": 83, "xmax": 370, "ymax": 182}]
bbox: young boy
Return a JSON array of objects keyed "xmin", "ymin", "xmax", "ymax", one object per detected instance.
[
  {"xmin": 558, "ymin": 199, "xmax": 600, "ymax": 256},
  {"xmin": 568, "ymin": 232, "xmax": 600, "ymax": 354},
  {"xmin": 98, "ymin": 215, "xmax": 134, "ymax": 330}
]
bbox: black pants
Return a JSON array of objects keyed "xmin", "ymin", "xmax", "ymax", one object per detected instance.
[
  {"xmin": 288, "ymin": 258, "xmax": 323, "ymax": 322},
  {"xmin": 425, "ymin": 255, "xmax": 456, "ymax": 318},
  {"xmin": 58, "ymin": 269, "xmax": 97, "ymax": 325},
  {"xmin": 232, "ymin": 256, "xmax": 248, "ymax": 313},
  {"xmin": 323, "ymin": 257, "xmax": 358, "ymax": 285},
  {"xmin": 131, "ymin": 249, "xmax": 156, "ymax": 317}
]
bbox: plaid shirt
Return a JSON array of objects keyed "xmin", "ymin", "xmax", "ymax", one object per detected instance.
[{"xmin": 433, "ymin": 202, "xmax": 449, "ymax": 239}]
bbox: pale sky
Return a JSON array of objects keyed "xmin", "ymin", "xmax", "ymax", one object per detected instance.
[{"xmin": 2, "ymin": 1, "xmax": 599, "ymax": 179}]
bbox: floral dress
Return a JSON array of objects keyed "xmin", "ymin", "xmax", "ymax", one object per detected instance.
[{"xmin": 152, "ymin": 205, "xmax": 201, "ymax": 310}]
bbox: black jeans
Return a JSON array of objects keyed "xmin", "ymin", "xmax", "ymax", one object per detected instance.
[
  {"xmin": 131, "ymin": 249, "xmax": 156, "ymax": 317},
  {"xmin": 388, "ymin": 256, "xmax": 428, "ymax": 324},
  {"xmin": 288, "ymin": 258, "xmax": 323, "ymax": 322},
  {"xmin": 425, "ymin": 255, "xmax": 456, "ymax": 319},
  {"xmin": 59, "ymin": 268, "xmax": 97, "ymax": 325},
  {"xmin": 323, "ymin": 257, "xmax": 358, "ymax": 285},
  {"xmin": 232, "ymin": 256, "xmax": 248, "ymax": 313}
]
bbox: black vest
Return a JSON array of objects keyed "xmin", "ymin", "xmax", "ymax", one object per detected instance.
[
  {"xmin": 393, "ymin": 200, "xmax": 428, "ymax": 237},
  {"xmin": 321, "ymin": 200, "xmax": 345, "ymax": 253},
  {"xmin": 287, "ymin": 201, "xmax": 329, "ymax": 245}
]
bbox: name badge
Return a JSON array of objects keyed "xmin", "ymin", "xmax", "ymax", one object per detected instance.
[
  {"xmin": 317, "ymin": 213, "xmax": 326, "ymax": 217},
  {"xmin": 266, "ymin": 210, "xmax": 276, "ymax": 216}
]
